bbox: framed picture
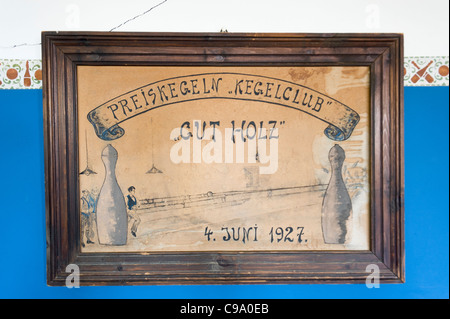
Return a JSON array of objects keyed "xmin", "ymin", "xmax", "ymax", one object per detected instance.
[{"xmin": 43, "ymin": 32, "xmax": 404, "ymax": 285}]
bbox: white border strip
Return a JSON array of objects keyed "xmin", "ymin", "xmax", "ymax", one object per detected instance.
[
  {"xmin": 0, "ymin": 59, "xmax": 42, "ymax": 89},
  {"xmin": 1, "ymin": 57, "xmax": 448, "ymax": 89},
  {"xmin": 404, "ymin": 56, "xmax": 449, "ymax": 87}
]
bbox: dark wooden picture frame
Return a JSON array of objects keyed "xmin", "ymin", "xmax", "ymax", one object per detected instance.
[{"xmin": 43, "ymin": 32, "xmax": 404, "ymax": 285}]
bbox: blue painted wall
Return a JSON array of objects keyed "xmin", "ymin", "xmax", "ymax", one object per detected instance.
[{"xmin": 0, "ymin": 87, "xmax": 448, "ymax": 298}]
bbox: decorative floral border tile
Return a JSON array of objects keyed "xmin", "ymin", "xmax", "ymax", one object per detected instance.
[
  {"xmin": 0, "ymin": 59, "xmax": 42, "ymax": 89},
  {"xmin": 1, "ymin": 57, "xmax": 448, "ymax": 89},
  {"xmin": 404, "ymin": 56, "xmax": 449, "ymax": 87}
]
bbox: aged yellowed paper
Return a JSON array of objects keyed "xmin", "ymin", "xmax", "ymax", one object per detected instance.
[{"xmin": 77, "ymin": 66, "xmax": 370, "ymax": 252}]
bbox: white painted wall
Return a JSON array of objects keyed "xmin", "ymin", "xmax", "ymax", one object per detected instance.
[{"xmin": 0, "ymin": 0, "xmax": 448, "ymax": 59}]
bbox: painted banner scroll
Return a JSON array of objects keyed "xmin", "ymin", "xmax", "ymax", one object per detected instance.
[{"xmin": 87, "ymin": 73, "xmax": 360, "ymax": 142}]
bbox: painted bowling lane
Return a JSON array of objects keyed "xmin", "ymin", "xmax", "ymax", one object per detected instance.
[{"xmin": 82, "ymin": 180, "xmax": 367, "ymax": 253}]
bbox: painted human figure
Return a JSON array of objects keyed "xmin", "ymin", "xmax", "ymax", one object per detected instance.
[
  {"xmin": 126, "ymin": 186, "xmax": 141, "ymax": 237},
  {"xmin": 81, "ymin": 189, "xmax": 96, "ymax": 247}
]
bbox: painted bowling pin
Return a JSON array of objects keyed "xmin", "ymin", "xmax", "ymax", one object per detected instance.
[
  {"xmin": 96, "ymin": 144, "xmax": 128, "ymax": 245},
  {"xmin": 321, "ymin": 144, "xmax": 352, "ymax": 244}
]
